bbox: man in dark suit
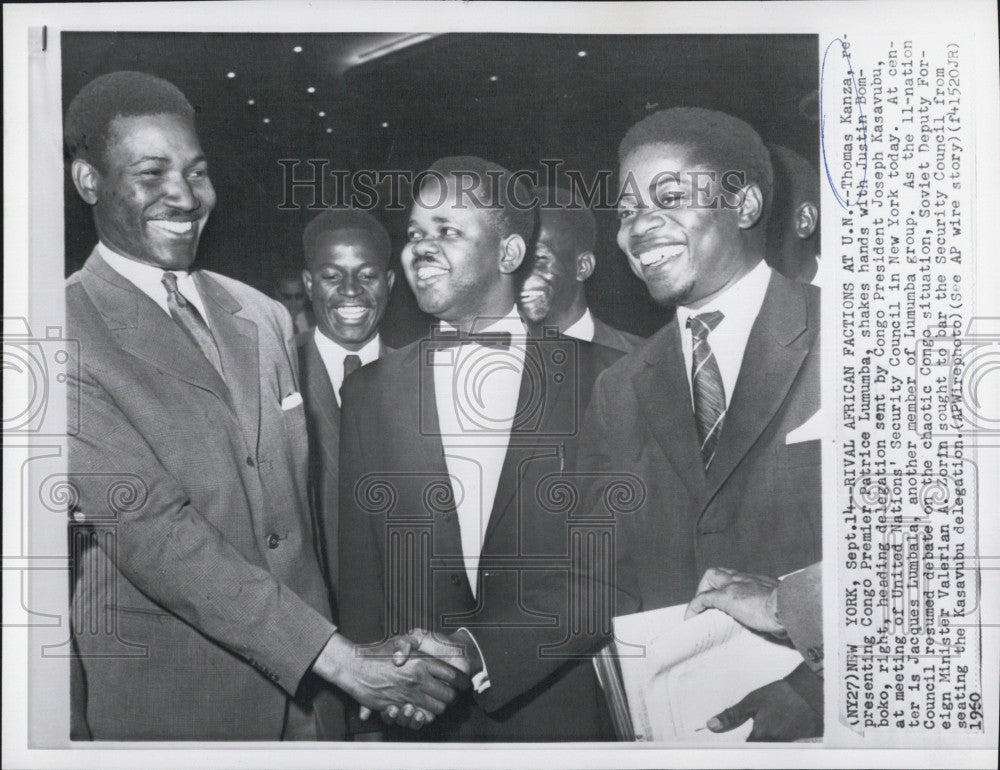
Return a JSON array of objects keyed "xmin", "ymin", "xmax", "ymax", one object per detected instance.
[
  {"xmin": 64, "ymin": 71, "xmax": 465, "ymax": 740},
  {"xmin": 338, "ymin": 157, "xmax": 622, "ymax": 740},
  {"xmin": 298, "ymin": 208, "xmax": 395, "ymax": 603},
  {"xmin": 586, "ymin": 106, "xmax": 823, "ymax": 740},
  {"xmin": 519, "ymin": 185, "xmax": 643, "ymax": 353},
  {"xmin": 402, "ymin": 108, "xmax": 822, "ymax": 742}
]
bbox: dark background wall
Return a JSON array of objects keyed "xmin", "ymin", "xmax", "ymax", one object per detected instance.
[{"xmin": 63, "ymin": 32, "xmax": 819, "ymax": 346}]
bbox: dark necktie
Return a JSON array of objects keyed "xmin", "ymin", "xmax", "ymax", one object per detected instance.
[
  {"xmin": 429, "ymin": 329, "xmax": 512, "ymax": 350},
  {"xmin": 687, "ymin": 310, "xmax": 726, "ymax": 469},
  {"xmin": 161, "ymin": 271, "xmax": 224, "ymax": 377},
  {"xmin": 343, "ymin": 353, "xmax": 362, "ymax": 379}
]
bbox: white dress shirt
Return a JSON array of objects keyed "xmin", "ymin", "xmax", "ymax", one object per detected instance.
[
  {"xmin": 674, "ymin": 258, "xmax": 773, "ymax": 410},
  {"xmin": 433, "ymin": 306, "xmax": 527, "ymax": 692},
  {"xmin": 433, "ymin": 306, "xmax": 527, "ymax": 598},
  {"xmin": 312, "ymin": 330, "xmax": 381, "ymax": 406},
  {"xmin": 561, "ymin": 307, "xmax": 596, "ymax": 342},
  {"xmin": 97, "ymin": 241, "xmax": 209, "ymax": 320}
]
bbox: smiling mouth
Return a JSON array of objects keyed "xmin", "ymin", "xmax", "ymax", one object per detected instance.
[
  {"xmin": 332, "ymin": 306, "xmax": 370, "ymax": 322},
  {"xmin": 415, "ymin": 264, "xmax": 449, "ymax": 282},
  {"xmin": 519, "ymin": 288, "xmax": 547, "ymax": 304},
  {"xmin": 634, "ymin": 243, "xmax": 686, "ymax": 268},
  {"xmin": 148, "ymin": 219, "xmax": 198, "ymax": 236}
]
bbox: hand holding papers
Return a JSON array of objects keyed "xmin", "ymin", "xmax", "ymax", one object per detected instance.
[{"xmin": 611, "ymin": 603, "xmax": 802, "ymax": 742}]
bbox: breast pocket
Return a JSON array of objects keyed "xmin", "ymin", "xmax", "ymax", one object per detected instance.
[
  {"xmin": 778, "ymin": 438, "xmax": 821, "ymax": 468},
  {"xmin": 280, "ymin": 401, "xmax": 308, "ymax": 445}
]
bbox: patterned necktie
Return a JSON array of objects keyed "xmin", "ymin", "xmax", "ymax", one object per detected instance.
[
  {"xmin": 161, "ymin": 272, "xmax": 224, "ymax": 377},
  {"xmin": 343, "ymin": 353, "xmax": 362, "ymax": 379},
  {"xmin": 687, "ymin": 310, "xmax": 726, "ymax": 469}
]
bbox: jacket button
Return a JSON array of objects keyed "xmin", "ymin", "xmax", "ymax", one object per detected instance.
[
  {"xmin": 267, "ymin": 534, "xmax": 280, "ymax": 549},
  {"xmin": 451, "ymin": 573, "xmax": 462, "ymax": 586},
  {"xmin": 246, "ymin": 456, "xmax": 255, "ymax": 467}
]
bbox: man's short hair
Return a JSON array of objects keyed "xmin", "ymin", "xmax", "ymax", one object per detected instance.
[
  {"xmin": 302, "ymin": 208, "xmax": 392, "ymax": 269},
  {"xmin": 536, "ymin": 185, "xmax": 597, "ymax": 258},
  {"xmin": 618, "ymin": 107, "xmax": 773, "ymax": 214},
  {"xmin": 418, "ymin": 156, "xmax": 537, "ymax": 244},
  {"xmin": 64, "ymin": 71, "xmax": 196, "ymax": 169}
]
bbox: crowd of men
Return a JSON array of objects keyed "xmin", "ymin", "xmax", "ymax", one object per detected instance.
[{"xmin": 66, "ymin": 70, "xmax": 822, "ymax": 742}]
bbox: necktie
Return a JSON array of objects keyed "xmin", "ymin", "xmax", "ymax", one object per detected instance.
[
  {"xmin": 161, "ymin": 272, "xmax": 224, "ymax": 377},
  {"xmin": 687, "ymin": 310, "xmax": 726, "ymax": 469},
  {"xmin": 343, "ymin": 353, "xmax": 362, "ymax": 379},
  {"xmin": 429, "ymin": 330, "xmax": 513, "ymax": 350}
]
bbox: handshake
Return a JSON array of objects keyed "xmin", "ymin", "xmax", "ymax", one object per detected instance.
[{"xmin": 312, "ymin": 628, "xmax": 481, "ymax": 731}]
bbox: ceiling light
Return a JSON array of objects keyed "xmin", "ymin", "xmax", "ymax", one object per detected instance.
[
  {"xmin": 326, "ymin": 127, "xmax": 333, "ymax": 134},
  {"xmin": 307, "ymin": 86, "xmax": 316, "ymax": 94},
  {"xmin": 318, "ymin": 111, "xmax": 326, "ymax": 117},
  {"xmin": 262, "ymin": 118, "xmax": 271, "ymax": 124},
  {"xmin": 380, "ymin": 121, "xmax": 389, "ymax": 128},
  {"xmin": 577, "ymin": 50, "xmax": 587, "ymax": 57},
  {"xmin": 227, "ymin": 71, "xmax": 236, "ymax": 78},
  {"xmin": 293, "ymin": 45, "xmax": 303, "ymax": 53},
  {"xmin": 489, "ymin": 75, "xmax": 498, "ymax": 82},
  {"xmin": 247, "ymin": 98, "xmax": 255, "ymax": 105}
]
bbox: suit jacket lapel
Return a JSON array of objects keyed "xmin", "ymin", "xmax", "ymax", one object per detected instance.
[
  {"xmin": 197, "ymin": 271, "xmax": 261, "ymax": 452},
  {"xmin": 703, "ymin": 272, "xmax": 812, "ymax": 507},
  {"xmin": 81, "ymin": 251, "xmax": 234, "ymax": 406},
  {"xmin": 634, "ymin": 323, "xmax": 707, "ymax": 502},
  {"xmin": 484, "ymin": 338, "xmax": 568, "ymax": 549},
  {"xmin": 302, "ymin": 333, "xmax": 340, "ymax": 466}
]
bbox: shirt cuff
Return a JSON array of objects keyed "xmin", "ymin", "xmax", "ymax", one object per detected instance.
[{"xmin": 457, "ymin": 627, "xmax": 491, "ymax": 692}]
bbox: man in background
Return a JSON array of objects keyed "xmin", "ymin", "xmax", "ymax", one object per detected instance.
[
  {"xmin": 298, "ymin": 208, "xmax": 395, "ymax": 603},
  {"xmin": 764, "ymin": 145, "xmax": 820, "ymax": 284},
  {"xmin": 275, "ymin": 270, "xmax": 314, "ymax": 336},
  {"xmin": 519, "ymin": 185, "xmax": 643, "ymax": 352}
]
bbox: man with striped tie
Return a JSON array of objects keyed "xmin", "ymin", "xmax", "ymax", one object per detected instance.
[{"xmin": 575, "ymin": 107, "xmax": 823, "ymax": 740}]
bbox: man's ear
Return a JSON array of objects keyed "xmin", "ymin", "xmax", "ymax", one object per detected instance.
[
  {"xmin": 301, "ymin": 268, "xmax": 314, "ymax": 300},
  {"xmin": 71, "ymin": 158, "xmax": 100, "ymax": 205},
  {"xmin": 794, "ymin": 201, "xmax": 819, "ymax": 239},
  {"xmin": 736, "ymin": 183, "xmax": 764, "ymax": 229},
  {"xmin": 576, "ymin": 251, "xmax": 596, "ymax": 282},
  {"xmin": 498, "ymin": 234, "xmax": 526, "ymax": 274},
  {"xmin": 386, "ymin": 268, "xmax": 396, "ymax": 293}
]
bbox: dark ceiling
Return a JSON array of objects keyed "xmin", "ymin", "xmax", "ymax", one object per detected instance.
[{"xmin": 62, "ymin": 32, "xmax": 818, "ymax": 342}]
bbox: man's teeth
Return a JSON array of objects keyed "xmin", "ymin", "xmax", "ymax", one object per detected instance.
[
  {"xmin": 520, "ymin": 289, "xmax": 545, "ymax": 301},
  {"xmin": 334, "ymin": 306, "xmax": 368, "ymax": 321},
  {"xmin": 638, "ymin": 244, "xmax": 685, "ymax": 266},
  {"xmin": 149, "ymin": 220, "xmax": 195, "ymax": 235},
  {"xmin": 416, "ymin": 265, "xmax": 448, "ymax": 280}
]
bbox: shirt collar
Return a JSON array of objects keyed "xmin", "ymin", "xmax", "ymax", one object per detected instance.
[
  {"xmin": 562, "ymin": 307, "xmax": 595, "ymax": 342},
  {"xmin": 96, "ymin": 241, "xmax": 205, "ymax": 317},
  {"xmin": 313, "ymin": 328, "xmax": 381, "ymax": 365},
  {"xmin": 675, "ymin": 258, "xmax": 772, "ymax": 333},
  {"xmin": 439, "ymin": 304, "xmax": 527, "ymax": 339}
]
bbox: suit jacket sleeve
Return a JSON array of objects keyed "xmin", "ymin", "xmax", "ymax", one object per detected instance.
[
  {"xmin": 777, "ymin": 561, "xmax": 823, "ymax": 674},
  {"xmin": 68, "ymin": 335, "xmax": 336, "ymax": 697},
  {"xmin": 471, "ymin": 365, "xmax": 641, "ymax": 713}
]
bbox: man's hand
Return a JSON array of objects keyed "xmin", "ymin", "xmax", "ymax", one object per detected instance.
[
  {"xmin": 362, "ymin": 628, "xmax": 480, "ymax": 729},
  {"xmin": 706, "ymin": 679, "xmax": 822, "ymax": 741},
  {"xmin": 311, "ymin": 632, "xmax": 470, "ymax": 728},
  {"xmin": 684, "ymin": 567, "xmax": 783, "ymax": 634}
]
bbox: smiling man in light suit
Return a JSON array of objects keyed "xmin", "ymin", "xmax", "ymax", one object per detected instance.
[{"xmin": 64, "ymin": 71, "xmax": 466, "ymax": 740}]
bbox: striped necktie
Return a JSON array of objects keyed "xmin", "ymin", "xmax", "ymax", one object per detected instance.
[
  {"xmin": 687, "ymin": 311, "xmax": 726, "ymax": 469},
  {"xmin": 161, "ymin": 271, "xmax": 224, "ymax": 377}
]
